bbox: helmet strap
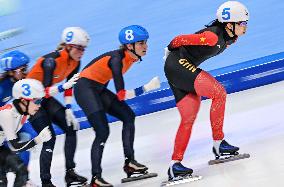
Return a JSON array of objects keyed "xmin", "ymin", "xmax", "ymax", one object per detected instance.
[
  {"xmin": 129, "ymin": 43, "xmax": 142, "ymax": 61},
  {"xmin": 227, "ymin": 23, "xmax": 236, "ymax": 37},
  {"xmin": 13, "ymin": 99, "xmax": 30, "ymax": 115}
]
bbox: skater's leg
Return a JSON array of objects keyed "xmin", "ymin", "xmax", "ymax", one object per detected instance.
[
  {"xmin": 194, "ymin": 71, "xmax": 226, "ymax": 140},
  {"xmin": 87, "ymin": 111, "xmax": 110, "ymax": 177},
  {"xmin": 0, "ymin": 146, "xmax": 9, "ymax": 187},
  {"xmin": 107, "ymin": 95, "xmax": 150, "ymax": 177},
  {"xmin": 29, "ymin": 107, "xmax": 55, "ymax": 185},
  {"xmin": 107, "ymin": 98, "xmax": 135, "ymax": 161},
  {"xmin": 74, "ymin": 79, "xmax": 114, "ymax": 186},
  {"xmin": 51, "ymin": 108, "xmax": 88, "ymax": 185},
  {"xmin": 171, "ymin": 93, "xmax": 201, "ymax": 161},
  {"xmin": 49, "ymin": 105, "xmax": 77, "ymax": 172},
  {"xmin": 1, "ymin": 147, "xmax": 28, "ymax": 187}
]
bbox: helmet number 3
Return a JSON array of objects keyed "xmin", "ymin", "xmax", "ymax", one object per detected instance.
[
  {"xmin": 125, "ymin": 30, "xmax": 134, "ymax": 41},
  {"xmin": 66, "ymin": 31, "xmax": 74, "ymax": 42},
  {"xmin": 222, "ymin": 8, "xmax": 231, "ymax": 20},
  {"xmin": 21, "ymin": 84, "xmax": 31, "ymax": 96}
]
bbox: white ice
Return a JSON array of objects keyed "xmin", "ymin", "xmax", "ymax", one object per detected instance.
[{"xmin": 9, "ymin": 81, "xmax": 284, "ymax": 187}]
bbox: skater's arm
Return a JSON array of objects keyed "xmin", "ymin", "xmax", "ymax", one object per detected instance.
[
  {"xmin": 109, "ymin": 56, "xmax": 125, "ymax": 93},
  {"xmin": 41, "ymin": 57, "xmax": 56, "ymax": 87},
  {"xmin": 117, "ymin": 77, "xmax": 161, "ymax": 101},
  {"xmin": 168, "ymin": 31, "xmax": 218, "ymax": 49},
  {"xmin": 7, "ymin": 138, "xmax": 37, "ymax": 152}
]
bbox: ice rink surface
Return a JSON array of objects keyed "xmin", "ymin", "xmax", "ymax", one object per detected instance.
[{"xmin": 19, "ymin": 81, "xmax": 284, "ymax": 187}]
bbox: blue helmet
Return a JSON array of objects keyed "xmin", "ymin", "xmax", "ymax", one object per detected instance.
[
  {"xmin": 0, "ymin": 50, "xmax": 29, "ymax": 71},
  {"xmin": 119, "ymin": 25, "xmax": 149, "ymax": 45}
]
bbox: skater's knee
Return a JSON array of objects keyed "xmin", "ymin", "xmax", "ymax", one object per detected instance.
[
  {"xmin": 121, "ymin": 110, "xmax": 135, "ymax": 124},
  {"xmin": 14, "ymin": 166, "xmax": 28, "ymax": 187},
  {"xmin": 42, "ymin": 135, "xmax": 56, "ymax": 150},
  {"xmin": 214, "ymin": 83, "xmax": 227, "ymax": 100},
  {"xmin": 182, "ymin": 115, "xmax": 197, "ymax": 126},
  {"xmin": 65, "ymin": 128, "xmax": 76, "ymax": 136},
  {"xmin": 96, "ymin": 128, "xmax": 110, "ymax": 142},
  {"xmin": 6, "ymin": 153, "xmax": 28, "ymax": 178}
]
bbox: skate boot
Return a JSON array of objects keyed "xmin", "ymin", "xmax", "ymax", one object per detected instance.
[
  {"xmin": 121, "ymin": 159, "xmax": 157, "ymax": 183},
  {"xmin": 123, "ymin": 159, "xmax": 148, "ymax": 178},
  {"xmin": 213, "ymin": 140, "xmax": 239, "ymax": 159},
  {"xmin": 65, "ymin": 168, "xmax": 88, "ymax": 187},
  {"xmin": 90, "ymin": 176, "xmax": 113, "ymax": 187},
  {"xmin": 209, "ymin": 140, "xmax": 250, "ymax": 165},
  {"xmin": 167, "ymin": 162, "xmax": 193, "ymax": 181}
]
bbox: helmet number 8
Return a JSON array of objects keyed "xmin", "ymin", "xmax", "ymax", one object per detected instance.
[
  {"xmin": 125, "ymin": 30, "xmax": 134, "ymax": 41},
  {"xmin": 65, "ymin": 31, "xmax": 74, "ymax": 42},
  {"xmin": 222, "ymin": 8, "xmax": 231, "ymax": 20},
  {"xmin": 21, "ymin": 84, "xmax": 31, "ymax": 96}
]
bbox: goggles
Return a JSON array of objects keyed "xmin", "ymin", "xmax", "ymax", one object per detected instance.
[
  {"xmin": 70, "ymin": 45, "xmax": 86, "ymax": 52},
  {"xmin": 33, "ymin": 98, "xmax": 43, "ymax": 105},
  {"xmin": 237, "ymin": 21, "xmax": 248, "ymax": 27}
]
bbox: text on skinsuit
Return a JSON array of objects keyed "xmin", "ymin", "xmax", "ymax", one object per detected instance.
[{"xmin": 178, "ymin": 59, "xmax": 197, "ymax": 73}]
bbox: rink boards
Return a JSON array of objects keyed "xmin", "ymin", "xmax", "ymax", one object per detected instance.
[{"xmin": 25, "ymin": 51, "xmax": 284, "ymax": 136}]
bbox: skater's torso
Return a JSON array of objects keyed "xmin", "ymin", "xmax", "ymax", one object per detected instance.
[
  {"xmin": 27, "ymin": 49, "xmax": 79, "ymax": 87},
  {"xmin": 164, "ymin": 25, "xmax": 237, "ymax": 93},
  {"xmin": 0, "ymin": 104, "xmax": 28, "ymax": 145},
  {"xmin": 80, "ymin": 49, "xmax": 137, "ymax": 92}
]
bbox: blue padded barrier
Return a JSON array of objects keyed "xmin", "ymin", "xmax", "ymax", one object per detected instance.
[{"xmin": 24, "ymin": 52, "xmax": 284, "ymax": 136}]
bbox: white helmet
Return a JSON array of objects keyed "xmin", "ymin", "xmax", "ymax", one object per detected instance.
[
  {"xmin": 61, "ymin": 27, "xmax": 90, "ymax": 47},
  {"xmin": 13, "ymin": 79, "xmax": 45, "ymax": 100},
  {"xmin": 217, "ymin": 1, "xmax": 249, "ymax": 23}
]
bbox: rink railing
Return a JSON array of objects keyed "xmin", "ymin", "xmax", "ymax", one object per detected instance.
[{"xmin": 26, "ymin": 52, "xmax": 284, "ymax": 136}]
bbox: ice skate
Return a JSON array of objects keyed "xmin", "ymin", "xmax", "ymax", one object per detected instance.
[
  {"xmin": 161, "ymin": 162, "xmax": 202, "ymax": 186},
  {"xmin": 65, "ymin": 169, "xmax": 88, "ymax": 187},
  {"xmin": 121, "ymin": 159, "xmax": 157, "ymax": 183},
  {"xmin": 90, "ymin": 176, "xmax": 113, "ymax": 187},
  {"xmin": 208, "ymin": 140, "xmax": 250, "ymax": 165}
]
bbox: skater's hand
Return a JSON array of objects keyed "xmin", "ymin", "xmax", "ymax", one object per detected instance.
[
  {"xmin": 65, "ymin": 108, "xmax": 80, "ymax": 130},
  {"xmin": 34, "ymin": 127, "xmax": 52, "ymax": 144},
  {"xmin": 63, "ymin": 73, "xmax": 80, "ymax": 90},
  {"xmin": 143, "ymin": 77, "xmax": 161, "ymax": 92},
  {"xmin": 163, "ymin": 47, "xmax": 170, "ymax": 60}
]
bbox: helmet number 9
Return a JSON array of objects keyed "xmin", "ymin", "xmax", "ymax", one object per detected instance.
[
  {"xmin": 65, "ymin": 31, "xmax": 74, "ymax": 42},
  {"xmin": 125, "ymin": 30, "xmax": 134, "ymax": 41},
  {"xmin": 21, "ymin": 84, "xmax": 31, "ymax": 96},
  {"xmin": 222, "ymin": 8, "xmax": 231, "ymax": 20}
]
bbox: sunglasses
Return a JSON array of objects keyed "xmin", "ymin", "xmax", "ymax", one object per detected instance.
[
  {"xmin": 70, "ymin": 45, "xmax": 86, "ymax": 52},
  {"xmin": 237, "ymin": 21, "xmax": 248, "ymax": 27},
  {"xmin": 33, "ymin": 98, "xmax": 43, "ymax": 105}
]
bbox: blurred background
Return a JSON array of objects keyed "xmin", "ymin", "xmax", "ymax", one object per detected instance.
[{"xmin": 1, "ymin": 0, "xmax": 284, "ymax": 90}]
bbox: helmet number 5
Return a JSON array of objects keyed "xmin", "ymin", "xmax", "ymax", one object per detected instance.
[
  {"xmin": 22, "ymin": 84, "xmax": 31, "ymax": 96},
  {"xmin": 125, "ymin": 30, "xmax": 134, "ymax": 41},
  {"xmin": 222, "ymin": 8, "xmax": 231, "ymax": 20}
]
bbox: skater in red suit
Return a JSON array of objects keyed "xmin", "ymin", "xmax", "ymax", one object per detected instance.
[{"xmin": 164, "ymin": 1, "xmax": 249, "ymax": 180}]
